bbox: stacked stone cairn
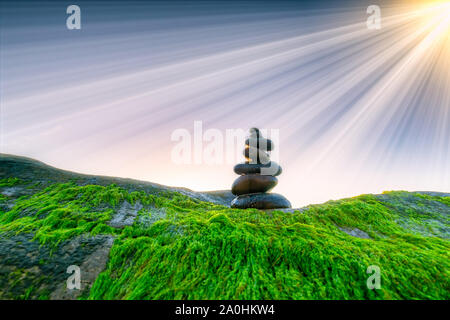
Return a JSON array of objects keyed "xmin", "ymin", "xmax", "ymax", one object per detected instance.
[{"xmin": 230, "ymin": 128, "xmax": 291, "ymax": 209}]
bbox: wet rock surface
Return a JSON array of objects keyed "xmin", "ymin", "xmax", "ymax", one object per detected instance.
[
  {"xmin": 0, "ymin": 233, "xmax": 114, "ymax": 299},
  {"xmin": 234, "ymin": 162, "xmax": 282, "ymax": 176},
  {"xmin": 108, "ymin": 200, "xmax": 143, "ymax": 228},
  {"xmin": 231, "ymin": 193, "xmax": 291, "ymax": 209},
  {"xmin": 245, "ymin": 137, "xmax": 273, "ymax": 151},
  {"xmin": 375, "ymin": 192, "xmax": 450, "ymax": 238},
  {"xmin": 338, "ymin": 226, "xmax": 371, "ymax": 239},
  {"xmin": 244, "ymin": 146, "xmax": 270, "ymax": 164},
  {"xmin": 231, "ymin": 174, "xmax": 277, "ymax": 195},
  {"xmin": 136, "ymin": 207, "xmax": 167, "ymax": 228}
]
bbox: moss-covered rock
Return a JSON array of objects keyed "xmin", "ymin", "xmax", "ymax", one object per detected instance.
[{"xmin": 0, "ymin": 154, "xmax": 449, "ymax": 300}]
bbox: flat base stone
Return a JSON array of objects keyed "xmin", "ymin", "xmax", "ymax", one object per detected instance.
[{"xmin": 231, "ymin": 193, "xmax": 291, "ymax": 209}]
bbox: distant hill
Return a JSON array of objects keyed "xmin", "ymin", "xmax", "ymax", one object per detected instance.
[
  {"xmin": 0, "ymin": 154, "xmax": 234, "ymax": 206},
  {"xmin": 0, "ymin": 154, "xmax": 449, "ymax": 299}
]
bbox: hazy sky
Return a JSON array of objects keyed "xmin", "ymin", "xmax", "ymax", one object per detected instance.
[{"xmin": 1, "ymin": 0, "xmax": 449, "ymax": 207}]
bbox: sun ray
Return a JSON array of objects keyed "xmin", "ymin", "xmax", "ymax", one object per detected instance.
[{"xmin": 1, "ymin": 1, "xmax": 449, "ymax": 206}]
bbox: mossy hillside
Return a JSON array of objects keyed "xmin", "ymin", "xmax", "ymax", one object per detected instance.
[
  {"xmin": 90, "ymin": 194, "xmax": 449, "ymax": 300},
  {"xmin": 0, "ymin": 181, "xmax": 184, "ymax": 247},
  {"xmin": 0, "ymin": 178, "xmax": 449, "ymax": 299},
  {"xmin": 377, "ymin": 191, "xmax": 450, "ymax": 238},
  {"xmin": 0, "ymin": 177, "xmax": 24, "ymax": 188}
]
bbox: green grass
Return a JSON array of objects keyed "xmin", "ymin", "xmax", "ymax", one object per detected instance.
[{"xmin": 0, "ymin": 178, "xmax": 449, "ymax": 299}]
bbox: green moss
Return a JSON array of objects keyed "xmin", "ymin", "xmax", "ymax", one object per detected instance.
[
  {"xmin": 87, "ymin": 195, "xmax": 449, "ymax": 300},
  {"xmin": 1, "ymin": 180, "xmax": 449, "ymax": 299},
  {"xmin": 0, "ymin": 177, "xmax": 24, "ymax": 187},
  {"xmin": 416, "ymin": 192, "xmax": 450, "ymax": 207},
  {"xmin": 0, "ymin": 183, "xmax": 116, "ymax": 247},
  {"xmin": 38, "ymin": 292, "xmax": 50, "ymax": 300},
  {"xmin": 19, "ymin": 286, "xmax": 35, "ymax": 300}
]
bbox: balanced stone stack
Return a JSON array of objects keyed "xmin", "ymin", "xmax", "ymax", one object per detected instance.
[{"xmin": 230, "ymin": 128, "xmax": 291, "ymax": 209}]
